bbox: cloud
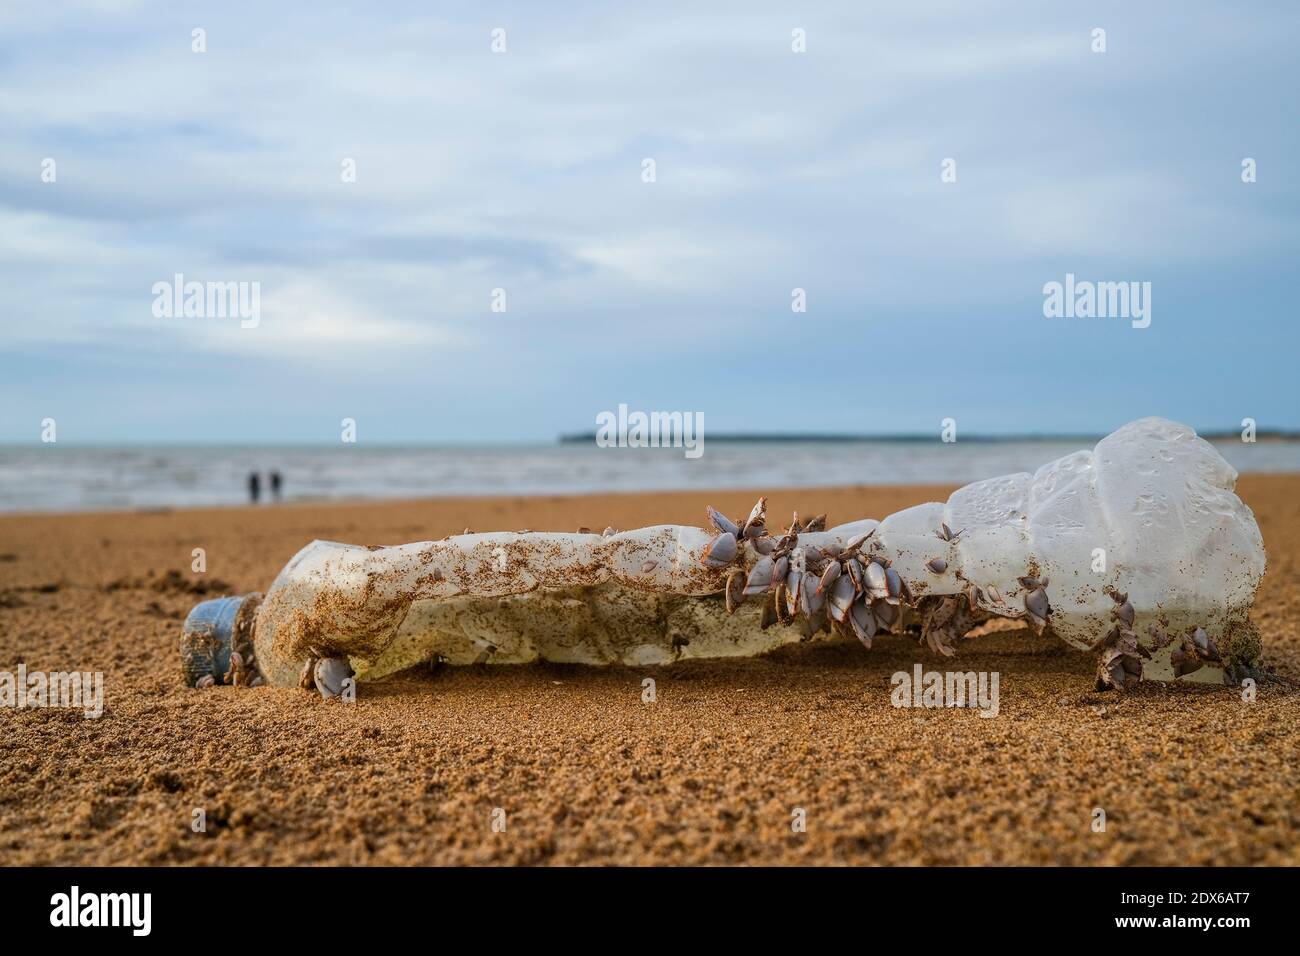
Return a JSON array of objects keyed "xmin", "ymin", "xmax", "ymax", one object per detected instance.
[{"xmin": 0, "ymin": 0, "xmax": 1297, "ymax": 441}]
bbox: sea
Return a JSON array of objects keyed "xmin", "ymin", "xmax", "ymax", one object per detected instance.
[{"xmin": 1, "ymin": 438, "xmax": 1297, "ymax": 513}]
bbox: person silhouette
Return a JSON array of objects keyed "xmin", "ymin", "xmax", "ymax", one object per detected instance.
[
  {"xmin": 248, "ymin": 471, "xmax": 261, "ymax": 504},
  {"xmin": 270, "ymin": 470, "xmax": 283, "ymax": 503}
]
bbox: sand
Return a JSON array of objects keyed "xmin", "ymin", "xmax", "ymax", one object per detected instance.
[{"xmin": 0, "ymin": 478, "xmax": 1296, "ymax": 866}]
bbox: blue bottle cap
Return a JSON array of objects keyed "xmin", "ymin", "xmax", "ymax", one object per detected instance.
[{"xmin": 180, "ymin": 594, "xmax": 258, "ymax": 686}]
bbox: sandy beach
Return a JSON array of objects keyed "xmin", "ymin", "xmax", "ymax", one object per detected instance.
[{"xmin": 1, "ymin": 478, "xmax": 1296, "ymax": 866}]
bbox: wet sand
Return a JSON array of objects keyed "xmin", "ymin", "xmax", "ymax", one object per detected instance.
[{"xmin": 1, "ymin": 478, "xmax": 1297, "ymax": 865}]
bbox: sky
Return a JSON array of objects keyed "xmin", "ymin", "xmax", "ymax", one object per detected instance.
[{"xmin": 1, "ymin": 0, "xmax": 1297, "ymax": 444}]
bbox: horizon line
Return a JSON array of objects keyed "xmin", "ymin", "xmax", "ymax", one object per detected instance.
[{"xmin": 1, "ymin": 429, "xmax": 1296, "ymax": 450}]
